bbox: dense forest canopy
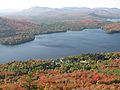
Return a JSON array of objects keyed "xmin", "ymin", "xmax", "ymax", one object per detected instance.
[{"xmin": 0, "ymin": 52, "xmax": 120, "ymax": 89}]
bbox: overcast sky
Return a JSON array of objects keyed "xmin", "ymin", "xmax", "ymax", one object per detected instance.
[{"xmin": 0, "ymin": 0, "xmax": 120, "ymax": 10}]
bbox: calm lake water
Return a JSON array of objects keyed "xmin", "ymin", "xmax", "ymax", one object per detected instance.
[{"xmin": 0, "ymin": 28, "xmax": 120, "ymax": 63}]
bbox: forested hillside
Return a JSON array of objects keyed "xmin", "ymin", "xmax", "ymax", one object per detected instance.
[
  {"xmin": 0, "ymin": 52, "xmax": 120, "ymax": 90},
  {"xmin": 0, "ymin": 17, "xmax": 66, "ymax": 45},
  {"xmin": 0, "ymin": 7, "xmax": 120, "ymax": 45}
]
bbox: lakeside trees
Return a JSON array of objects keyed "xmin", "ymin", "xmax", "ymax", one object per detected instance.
[
  {"xmin": 0, "ymin": 17, "xmax": 120, "ymax": 45},
  {"xmin": 0, "ymin": 52, "xmax": 120, "ymax": 90}
]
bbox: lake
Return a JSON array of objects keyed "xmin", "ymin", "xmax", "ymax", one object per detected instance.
[
  {"xmin": 0, "ymin": 28, "xmax": 120, "ymax": 63},
  {"xmin": 107, "ymin": 19, "xmax": 120, "ymax": 22}
]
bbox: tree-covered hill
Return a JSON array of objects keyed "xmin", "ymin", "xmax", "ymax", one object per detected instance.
[
  {"xmin": 0, "ymin": 15, "xmax": 120, "ymax": 45},
  {"xmin": 0, "ymin": 52, "xmax": 120, "ymax": 90},
  {"xmin": 0, "ymin": 17, "xmax": 66, "ymax": 45}
]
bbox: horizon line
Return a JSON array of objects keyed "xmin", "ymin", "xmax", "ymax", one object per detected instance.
[{"xmin": 0, "ymin": 6, "xmax": 120, "ymax": 11}]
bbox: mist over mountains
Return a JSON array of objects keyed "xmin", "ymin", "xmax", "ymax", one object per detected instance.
[
  {"xmin": 0, "ymin": 7, "xmax": 120, "ymax": 45},
  {"xmin": 1, "ymin": 7, "xmax": 120, "ymax": 22}
]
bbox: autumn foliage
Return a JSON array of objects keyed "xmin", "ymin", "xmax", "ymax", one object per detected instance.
[{"xmin": 0, "ymin": 53, "xmax": 120, "ymax": 90}]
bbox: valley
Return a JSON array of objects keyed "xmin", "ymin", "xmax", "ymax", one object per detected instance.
[
  {"xmin": 0, "ymin": 7, "xmax": 120, "ymax": 90},
  {"xmin": 0, "ymin": 7, "xmax": 120, "ymax": 45}
]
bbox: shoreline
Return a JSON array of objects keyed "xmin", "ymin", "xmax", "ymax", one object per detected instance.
[{"xmin": 0, "ymin": 27, "xmax": 119, "ymax": 45}]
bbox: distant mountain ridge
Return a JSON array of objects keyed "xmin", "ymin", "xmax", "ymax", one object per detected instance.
[
  {"xmin": 0, "ymin": 7, "xmax": 120, "ymax": 24},
  {"xmin": 0, "ymin": 7, "xmax": 120, "ymax": 45},
  {"xmin": 7, "ymin": 7, "xmax": 119, "ymax": 24},
  {"xmin": 18, "ymin": 7, "xmax": 120, "ymax": 17}
]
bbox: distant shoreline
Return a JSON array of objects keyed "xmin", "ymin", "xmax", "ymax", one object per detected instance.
[{"xmin": 0, "ymin": 27, "xmax": 119, "ymax": 45}]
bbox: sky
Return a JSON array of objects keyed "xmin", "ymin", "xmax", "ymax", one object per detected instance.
[{"xmin": 0, "ymin": 0, "xmax": 120, "ymax": 10}]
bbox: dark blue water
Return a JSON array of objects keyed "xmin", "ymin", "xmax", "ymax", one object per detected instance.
[{"xmin": 0, "ymin": 29, "xmax": 120, "ymax": 63}]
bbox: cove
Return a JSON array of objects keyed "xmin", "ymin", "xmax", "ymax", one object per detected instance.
[{"xmin": 0, "ymin": 28, "xmax": 120, "ymax": 63}]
